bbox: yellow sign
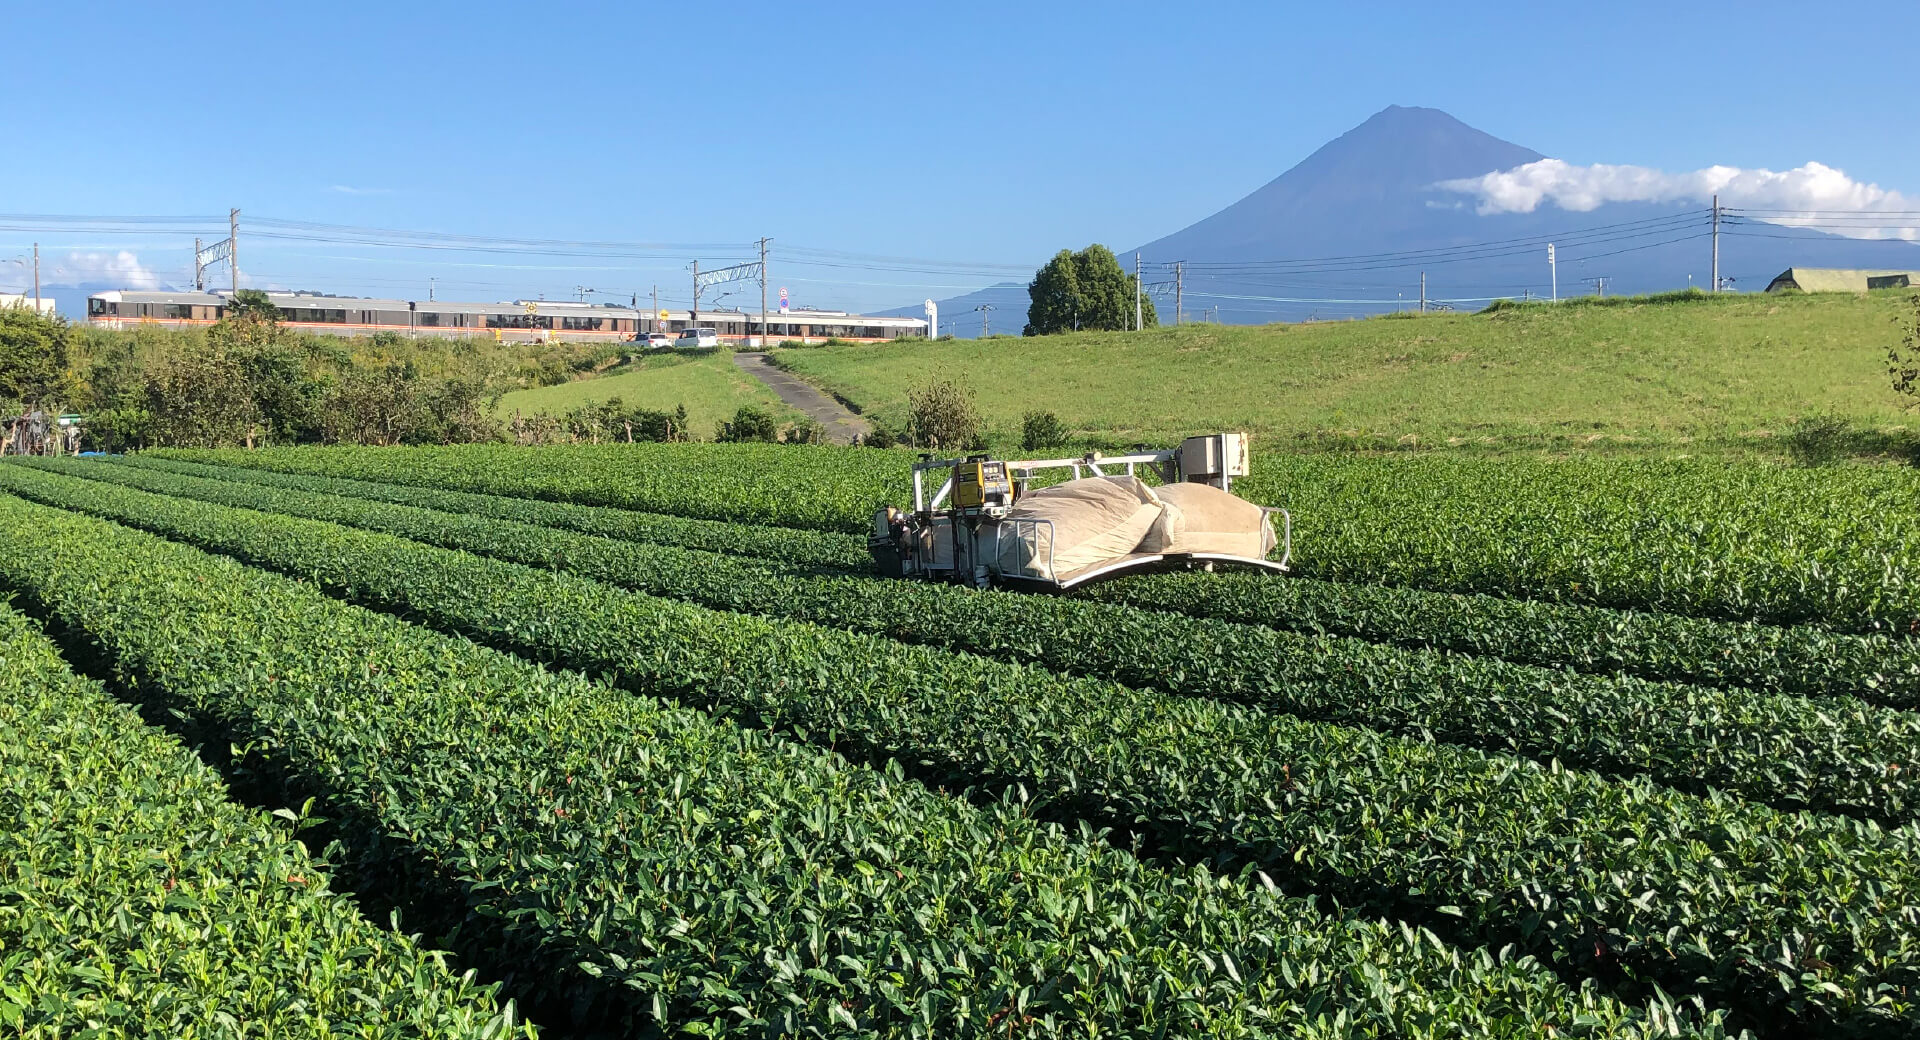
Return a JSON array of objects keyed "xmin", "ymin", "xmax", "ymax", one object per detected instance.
[
  {"xmin": 524, "ymin": 301, "xmax": 539, "ymax": 314},
  {"xmin": 657, "ymin": 309, "xmax": 670, "ymax": 321}
]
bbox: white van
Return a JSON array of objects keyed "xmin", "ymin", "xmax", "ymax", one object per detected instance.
[{"xmin": 674, "ymin": 327, "xmax": 721, "ymax": 349}]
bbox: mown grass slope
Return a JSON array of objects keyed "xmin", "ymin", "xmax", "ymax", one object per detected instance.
[
  {"xmin": 769, "ymin": 290, "xmax": 1920, "ymax": 455},
  {"xmin": 491, "ymin": 349, "xmax": 795, "ymax": 434}
]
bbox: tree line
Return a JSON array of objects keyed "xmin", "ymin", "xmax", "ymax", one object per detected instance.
[{"xmin": 1, "ymin": 292, "xmax": 628, "ymax": 452}]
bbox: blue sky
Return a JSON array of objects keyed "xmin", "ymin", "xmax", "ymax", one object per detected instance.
[{"xmin": 6, "ymin": 0, "xmax": 1917, "ymax": 314}]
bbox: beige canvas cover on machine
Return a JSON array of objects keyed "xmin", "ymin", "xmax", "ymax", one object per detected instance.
[
  {"xmin": 991, "ymin": 476, "xmax": 1165, "ymax": 579},
  {"xmin": 989, "ymin": 475, "xmax": 1275, "ymax": 580},
  {"xmin": 1149, "ymin": 481, "xmax": 1278, "ymax": 558}
]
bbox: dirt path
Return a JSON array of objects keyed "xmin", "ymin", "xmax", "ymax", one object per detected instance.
[{"xmin": 732, "ymin": 352, "xmax": 870, "ymax": 444}]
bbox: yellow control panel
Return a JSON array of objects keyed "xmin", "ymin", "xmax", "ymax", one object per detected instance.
[{"xmin": 953, "ymin": 460, "xmax": 1011, "ymax": 508}]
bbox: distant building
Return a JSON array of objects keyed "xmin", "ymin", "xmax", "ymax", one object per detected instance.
[
  {"xmin": 1765, "ymin": 268, "xmax": 1920, "ymax": 294},
  {"xmin": 0, "ymin": 293, "xmax": 56, "ymax": 317}
]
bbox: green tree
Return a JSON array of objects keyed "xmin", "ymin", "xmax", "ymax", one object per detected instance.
[
  {"xmin": 716, "ymin": 405, "xmax": 780, "ymax": 443},
  {"xmin": 143, "ymin": 345, "xmax": 260, "ymax": 447},
  {"xmin": 209, "ymin": 289, "xmax": 286, "ymax": 355},
  {"xmin": 905, "ymin": 377, "xmax": 982, "ymax": 450},
  {"xmin": 1024, "ymin": 244, "xmax": 1156, "ymax": 336},
  {"xmin": 0, "ymin": 306, "xmax": 74, "ymax": 408},
  {"xmin": 239, "ymin": 343, "xmax": 327, "ymax": 443},
  {"xmin": 1889, "ymin": 293, "xmax": 1920, "ymax": 402},
  {"xmin": 224, "ymin": 288, "xmax": 282, "ymax": 324},
  {"xmin": 323, "ymin": 362, "xmax": 427, "ymax": 446}
]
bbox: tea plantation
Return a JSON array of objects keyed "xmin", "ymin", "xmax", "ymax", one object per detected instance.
[{"xmin": 4, "ymin": 441, "xmax": 1919, "ymax": 1037}]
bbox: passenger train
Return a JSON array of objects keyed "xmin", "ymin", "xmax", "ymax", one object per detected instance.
[{"xmin": 86, "ymin": 290, "xmax": 928, "ymax": 344}]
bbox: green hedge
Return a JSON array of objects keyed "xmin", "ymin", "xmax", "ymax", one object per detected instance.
[
  {"xmin": 0, "ymin": 600, "xmax": 527, "ymax": 1038},
  {"xmin": 1086, "ymin": 570, "xmax": 1920, "ymax": 709},
  {"xmin": 121, "ymin": 453, "xmax": 872, "ymax": 570},
  {"xmin": 155, "ymin": 442, "xmax": 899, "ymax": 533},
  {"xmin": 1238, "ymin": 452, "xmax": 1920, "ymax": 634},
  {"xmin": 45, "ymin": 456, "xmax": 1920, "ymax": 822},
  {"xmin": 0, "ymin": 495, "xmax": 1685, "ymax": 1037},
  {"xmin": 122, "ymin": 453, "xmax": 1920, "ymax": 705},
  {"xmin": 149, "ymin": 443, "xmax": 1920, "ymax": 632},
  {"xmin": 5, "ymin": 465, "xmax": 1910, "ymax": 1032}
]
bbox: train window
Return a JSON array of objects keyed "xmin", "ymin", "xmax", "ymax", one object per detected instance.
[
  {"xmin": 164, "ymin": 304, "xmax": 193, "ymax": 319},
  {"xmin": 88, "ymin": 298, "xmax": 107, "ymax": 316},
  {"xmin": 418, "ymin": 311, "xmax": 442, "ymax": 326}
]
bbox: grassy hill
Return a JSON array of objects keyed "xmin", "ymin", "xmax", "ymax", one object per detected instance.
[
  {"xmin": 491, "ymin": 349, "xmax": 796, "ymax": 435},
  {"xmin": 768, "ymin": 290, "xmax": 1920, "ymax": 457}
]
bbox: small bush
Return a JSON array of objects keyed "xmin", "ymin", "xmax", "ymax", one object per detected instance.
[
  {"xmin": 716, "ymin": 405, "xmax": 780, "ymax": 443},
  {"xmin": 905, "ymin": 378, "xmax": 980, "ymax": 451},
  {"xmin": 1785, "ymin": 411, "xmax": 1855, "ymax": 467},
  {"xmin": 1021, "ymin": 411, "xmax": 1068, "ymax": 452},
  {"xmin": 862, "ymin": 422, "xmax": 898, "ymax": 449},
  {"xmin": 783, "ymin": 419, "xmax": 829, "ymax": 445}
]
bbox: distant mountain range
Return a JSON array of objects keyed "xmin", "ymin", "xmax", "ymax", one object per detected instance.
[{"xmin": 897, "ymin": 105, "xmax": 1920, "ymax": 333}]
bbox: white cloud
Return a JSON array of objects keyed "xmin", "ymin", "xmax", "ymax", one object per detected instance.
[
  {"xmin": 1436, "ymin": 159, "xmax": 1918, "ymax": 240},
  {"xmin": 329, "ymin": 184, "xmax": 391, "ymax": 195},
  {"xmin": 52, "ymin": 250, "xmax": 162, "ymax": 289}
]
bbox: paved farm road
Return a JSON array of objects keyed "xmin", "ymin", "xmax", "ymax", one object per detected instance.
[{"xmin": 732, "ymin": 352, "xmax": 870, "ymax": 444}]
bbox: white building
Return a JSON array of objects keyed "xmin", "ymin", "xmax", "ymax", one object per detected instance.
[{"xmin": 0, "ymin": 294, "xmax": 57, "ymax": 317}]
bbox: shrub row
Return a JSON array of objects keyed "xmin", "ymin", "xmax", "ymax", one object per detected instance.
[
  {"xmin": 44, "ymin": 457, "xmax": 1920, "ymax": 823},
  {"xmin": 1086, "ymin": 571, "xmax": 1920, "ymax": 710},
  {"xmin": 0, "ymin": 599, "xmax": 527, "ymax": 1038},
  {"xmin": 153, "ymin": 441, "xmax": 900, "ymax": 533},
  {"xmin": 1236, "ymin": 452, "xmax": 1920, "ymax": 635},
  {"xmin": 0, "ymin": 493, "xmax": 1709, "ymax": 1038},
  {"xmin": 120, "ymin": 453, "xmax": 873, "ymax": 571},
  {"xmin": 123, "ymin": 454, "xmax": 1920, "ymax": 707},
  {"xmin": 6, "ymin": 466, "xmax": 1910, "ymax": 1031},
  {"xmin": 151, "ymin": 443, "xmax": 1920, "ymax": 632}
]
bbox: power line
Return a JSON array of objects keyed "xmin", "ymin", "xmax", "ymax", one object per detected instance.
[{"xmin": 1177, "ymin": 211, "xmax": 1709, "ymax": 270}]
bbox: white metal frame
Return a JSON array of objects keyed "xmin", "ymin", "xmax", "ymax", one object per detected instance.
[{"xmin": 911, "ymin": 445, "xmax": 1202, "ymax": 515}]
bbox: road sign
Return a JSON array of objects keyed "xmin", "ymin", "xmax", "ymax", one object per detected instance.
[
  {"xmin": 778, "ymin": 298, "xmax": 789, "ymax": 313},
  {"xmin": 657, "ymin": 309, "xmax": 670, "ymax": 322}
]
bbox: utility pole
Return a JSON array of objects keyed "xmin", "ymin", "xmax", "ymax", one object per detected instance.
[
  {"xmin": 1174, "ymin": 261, "xmax": 1184, "ymax": 325},
  {"xmin": 229, "ymin": 208, "xmax": 239, "ymax": 293},
  {"xmin": 194, "ymin": 238, "xmax": 203, "ymax": 291},
  {"xmin": 1547, "ymin": 242, "xmax": 1557, "ymax": 302},
  {"xmin": 1134, "ymin": 252, "xmax": 1143, "ymax": 331},
  {"xmin": 429, "ymin": 277, "xmax": 436, "ymax": 302},
  {"xmin": 1710, "ymin": 194, "xmax": 1720, "ymax": 293},
  {"xmin": 1420, "ymin": 271, "xmax": 1426, "ymax": 314},
  {"xmin": 32, "ymin": 243, "xmax": 39, "ymax": 312},
  {"xmin": 690, "ymin": 261, "xmax": 699, "ymax": 327},
  {"xmin": 979, "ymin": 304, "xmax": 992, "ymax": 337},
  {"xmin": 757, "ymin": 236, "xmax": 769, "ymax": 349},
  {"xmin": 652, "ymin": 285, "xmax": 658, "ymax": 333}
]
